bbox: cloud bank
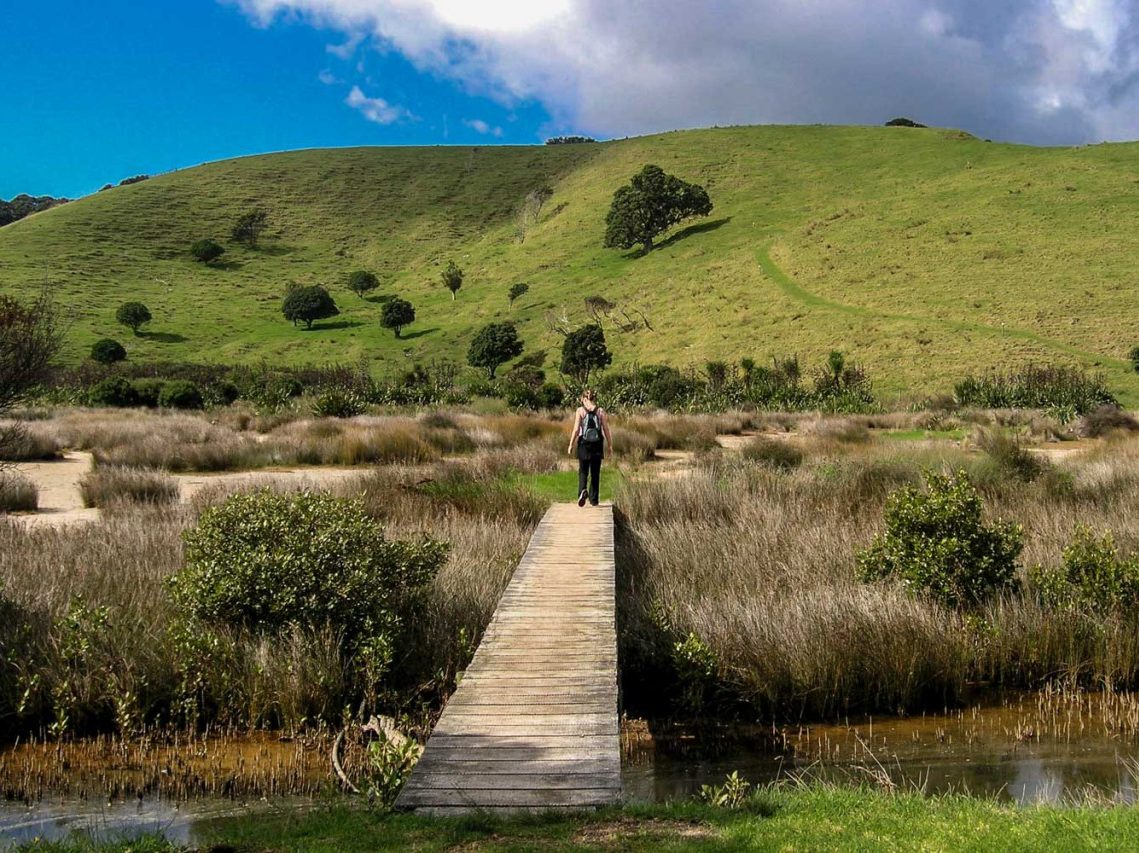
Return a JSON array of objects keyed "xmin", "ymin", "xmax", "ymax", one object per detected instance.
[{"xmin": 236, "ymin": 0, "xmax": 1139, "ymax": 144}]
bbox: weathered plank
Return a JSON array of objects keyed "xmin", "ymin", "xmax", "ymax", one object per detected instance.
[{"xmin": 395, "ymin": 503, "xmax": 619, "ymax": 814}]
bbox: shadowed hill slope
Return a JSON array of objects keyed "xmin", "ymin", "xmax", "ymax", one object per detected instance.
[{"xmin": 2, "ymin": 125, "xmax": 1138, "ymax": 402}]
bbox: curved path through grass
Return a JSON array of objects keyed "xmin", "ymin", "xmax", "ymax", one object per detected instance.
[{"xmin": 756, "ymin": 242, "xmax": 1134, "ymax": 392}]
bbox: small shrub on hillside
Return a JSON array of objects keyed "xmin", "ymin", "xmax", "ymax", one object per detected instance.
[
  {"xmin": 347, "ymin": 270, "xmax": 379, "ymax": 298},
  {"xmin": 1079, "ymin": 405, "xmax": 1139, "ymax": 438},
  {"xmin": 311, "ymin": 389, "xmax": 367, "ymax": 419},
  {"xmin": 171, "ymin": 491, "xmax": 447, "ymax": 672},
  {"xmin": 468, "ymin": 322, "xmax": 524, "ymax": 379},
  {"xmin": 158, "ymin": 380, "xmax": 204, "ymax": 410},
  {"xmin": 131, "ymin": 378, "xmax": 166, "ymax": 407},
  {"xmin": 282, "ymin": 285, "xmax": 339, "ymax": 330},
  {"xmin": 90, "ymin": 339, "xmax": 127, "ymax": 364},
  {"xmin": 89, "ymin": 377, "xmax": 137, "ymax": 408},
  {"xmin": 80, "ymin": 467, "xmax": 179, "ymax": 507},
  {"xmin": 190, "ymin": 239, "xmax": 226, "ymax": 265},
  {"xmin": 441, "ymin": 260, "xmax": 463, "ymax": 300},
  {"xmin": 1130, "ymin": 345, "xmax": 1139, "ymax": 374},
  {"xmin": 1031, "ymin": 526, "xmax": 1139, "ymax": 614},
  {"xmin": 115, "ymin": 302, "xmax": 152, "ymax": 335},
  {"xmin": 742, "ymin": 437, "xmax": 803, "ymax": 470},
  {"xmin": 0, "ymin": 473, "xmax": 37, "ymax": 512},
  {"xmin": 381, "ymin": 297, "xmax": 416, "ymax": 338},
  {"xmin": 857, "ymin": 471, "xmax": 1023, "ymax": 609},
  {"xmin": 232, "ymin": 209, "xmax": 268, "ymax": 248}
]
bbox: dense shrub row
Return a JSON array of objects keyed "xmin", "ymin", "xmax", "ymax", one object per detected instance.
[
  {"xmin": 953, "ymin": 365, "xmax": 1116, "ymax": 416},
  {"xmin": 597, "ymin": 353, "xmax": 876, "ymax": 413}
]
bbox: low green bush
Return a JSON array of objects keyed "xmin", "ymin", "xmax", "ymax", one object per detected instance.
[
  {"xmin": 857, "ymin": 470, "xmax": 1023, "ymax": 609},
  {"xmin": 90, "ymin": 339, "xmax": 127, "ymax": 364},
  {"xmin": 975, "ymin": 428, "xmax": 1046, "ymax": 481},
  {"xmin": 89, "ymin": 377, "xmax": 137, "ymax": 408},
  {"xmin": 1031, "ymin": 526, "xmax": 1139, "ymax": 614},
  {"xmin": 170, "ymin": 491, "xmax": 447, "ymax": 676},
  {"xmin": 158, "ymin": 380, "xmax": 203, "ymax": 410},
  {"xmin": 131, "ymin": 378, "xmax": 166, "ymax": 407}
]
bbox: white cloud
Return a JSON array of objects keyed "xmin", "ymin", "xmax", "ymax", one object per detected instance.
[
  {"xmin": 233, "ymin": 0, "xmax": 1139, "ymax": 143},
  {"xmin": 317, "ymin": 69, "xmax": 339, "ymax": 85},
  {"xmin": 465, "ymin": 117, "xmax": 503, "ymax": 136},
  {"xmin": 345, "ymin": 85, "xmax": 411, "ymax": 124}
]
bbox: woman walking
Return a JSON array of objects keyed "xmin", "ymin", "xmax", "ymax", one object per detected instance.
[{"xmin": 568, "ymin": 389, "xmax": 612, "ymax": 507}]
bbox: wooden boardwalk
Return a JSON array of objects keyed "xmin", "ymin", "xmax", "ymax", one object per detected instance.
[{"xmin": 396, "ymin": 503, "xmax": 620, "ymax": 814}]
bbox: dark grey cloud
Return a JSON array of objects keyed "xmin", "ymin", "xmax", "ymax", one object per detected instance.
[{"xmin": 236, "ymin": 0, "xmax": 1139, "ymax": 144}]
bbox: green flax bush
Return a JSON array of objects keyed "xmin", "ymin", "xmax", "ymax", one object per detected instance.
[{"xmin": 857, "ymin": 471, "xmax": 1022, "ymax": 609}]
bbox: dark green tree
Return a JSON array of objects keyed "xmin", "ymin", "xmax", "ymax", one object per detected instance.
[
  {"xmin": 381, "ymin": 297, "xmax": 416, "ymax": 338},
  {"xmin": 282, "ymin": 286, "xmax": 339, "ymax": 330},
  {"xmin": 232, "ymin": 209, "xmax": 268, "ymax": 248},
  {"xmin": 190, "ymin": 239, "xmax": 226, "ymax": 265},
  {"xmin": 468, "ymin": 322, "xmax": 524, "ymax": 378},
  {"xmin": 441, "ymin": 260, "xmax": 463, "ymax": 301},
  {"xmin": 1129, "ymin": 345, "xmax": 1139, "ymax": 373},
  {"xmin": 348, "ymin": 270, "xmax": 379, "ymax": 299},
  {"xmin": 90, "ymin": 338, "xmax": 127, "ymax": 364},
  {"xmin": 115, "ymin": 302, "xmax": 151, "ymax": 335},
  {"xmin": 508, "ymin": 282, "xmax": 530, "ymax": 306},
  {"xmin": 603, "ymin": 164, "xmax": 713, "ymax": 253},
  {"xmin": 560, "ymin": 323, "xmax": 612, "ymax": 385}
]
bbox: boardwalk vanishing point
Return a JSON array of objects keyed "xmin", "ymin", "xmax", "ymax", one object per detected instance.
[{"xmin": 396, "ymin": 502, "xmax": 620, "ymax": 814}]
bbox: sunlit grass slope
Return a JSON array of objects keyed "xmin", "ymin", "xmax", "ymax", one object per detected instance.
[{"xmin": 3, "ymin": 125, "xmax": 1139, "ymax": 402}]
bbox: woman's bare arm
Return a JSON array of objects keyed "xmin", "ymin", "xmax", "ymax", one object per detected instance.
[
  {"xmin": 568, "ymin": 409, "xmax": 582, "ymax": 454},
  {"xmin": 601, "ymin": 409, "xmax": 613, "ymax": 456}
]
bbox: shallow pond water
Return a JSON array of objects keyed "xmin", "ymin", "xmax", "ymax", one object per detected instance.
[
  {"xmin": 6, "ymin": 690, "xmax": 1139, "ymax": 844},
  {"xmin": 624, "ymin": 689, "xmax": 1139, "ymax": 804}
]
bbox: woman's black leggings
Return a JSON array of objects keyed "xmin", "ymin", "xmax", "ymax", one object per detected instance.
[{"xmin": 578, "ymin": 450, "xmax": 602, "ymax": 505}]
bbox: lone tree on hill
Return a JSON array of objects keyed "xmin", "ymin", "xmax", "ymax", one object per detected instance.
[
  {"xmin": 232, "ymin": 209, "xmax": 268, "ymax": 248},
  {"xmin": 468, "ymin": 322, "xmax": 524, "ymax": 379},
  {"xmin": 90, "ymin": 338, "xmax": 127, "ymax": 364},
  {"xmin": 347, "ymin": 270, "xmax": 379, "ymax": 299},
  {"xmin": 441, "ymin": 260, "xmax": 463, "ymax": 301},
  {"xmin": 560, "ymin": 323, "xmax": 612, "ymax": 385},
  {"xmin": 116, "ymin": 301, "xmax": 152, "ymax": 335},
  {"xmin": 604, "ymin": 164, "xmax": 712, "ymax": 254},
  {"xmin": 190, "ymin": 239, "xmax": 226, "ymax": 265},
  {"xmin": 381, "ymin": 297, "xmax": 416, "ymax": 338},
  {"xmin": 0, "ymin": 291, "xmax": 61, "ymax": 461},
  {"xmin": 282, "ymin": 285, "xmax": 339, "ymax": 330},
  {"xmin": 508, "ymin": 282, "xmax": 530, "ymax": 307}
]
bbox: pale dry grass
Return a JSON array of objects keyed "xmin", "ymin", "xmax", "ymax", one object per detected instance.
[{"xmin": 618, "ymin": 436, "xmax": 1139, "ymax": 719}]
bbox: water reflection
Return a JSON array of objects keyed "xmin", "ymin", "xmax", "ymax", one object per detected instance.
[{"xmin": 623, "ymin": 692, "xmax": 1139, "ymax": 804}]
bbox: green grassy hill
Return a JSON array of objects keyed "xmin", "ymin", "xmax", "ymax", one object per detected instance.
[{"xmin": 3, "ymin": 125, "xmax": 1139, "ymax": 403}]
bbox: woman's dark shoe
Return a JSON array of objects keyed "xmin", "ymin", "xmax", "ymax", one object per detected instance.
[{"xmin": 578, "ymin": 489, "xmax": 588, "ymax": 507}]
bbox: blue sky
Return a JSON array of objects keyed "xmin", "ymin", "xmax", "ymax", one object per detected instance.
[
  {"xmin": 6, "ymin": 1, "xmax": 1139, "ymax": 200},
  {"xmin": 1, "ymin": 0, "xmax": 553, "ymax": 199}
]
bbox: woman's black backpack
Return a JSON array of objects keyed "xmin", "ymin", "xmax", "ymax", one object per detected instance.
[{"xmin": 582, "ymin": 409, "xmax": 602, "ymax": 444}]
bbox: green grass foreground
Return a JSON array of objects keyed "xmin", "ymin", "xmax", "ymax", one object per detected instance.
[
  {"xmin": 5, "ymin": 125, "xmax": 1139, "ymax": 402},
  {"xmin": 18, "ymin": 787, "xmax": 1139, "ymax": 852}
]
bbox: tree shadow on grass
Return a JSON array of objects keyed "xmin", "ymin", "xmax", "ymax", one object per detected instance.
[
  {"xmin": 366, "ymin": 294, "xmax": 395, "ymax": 304},
  {"xmin": 397, "ymin": 327, "xmax": 439, "ymax": 341},
  {"xmin": 656, "ymin": 216, "xmax": 732, "ymax": 251},
  {"xmin": 303, "ymin": 320, "xmax": 366, "ymax": 331},
  {"xmin": 140, "ymin": 331, "xmax": 188, "ymax": 343}
]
